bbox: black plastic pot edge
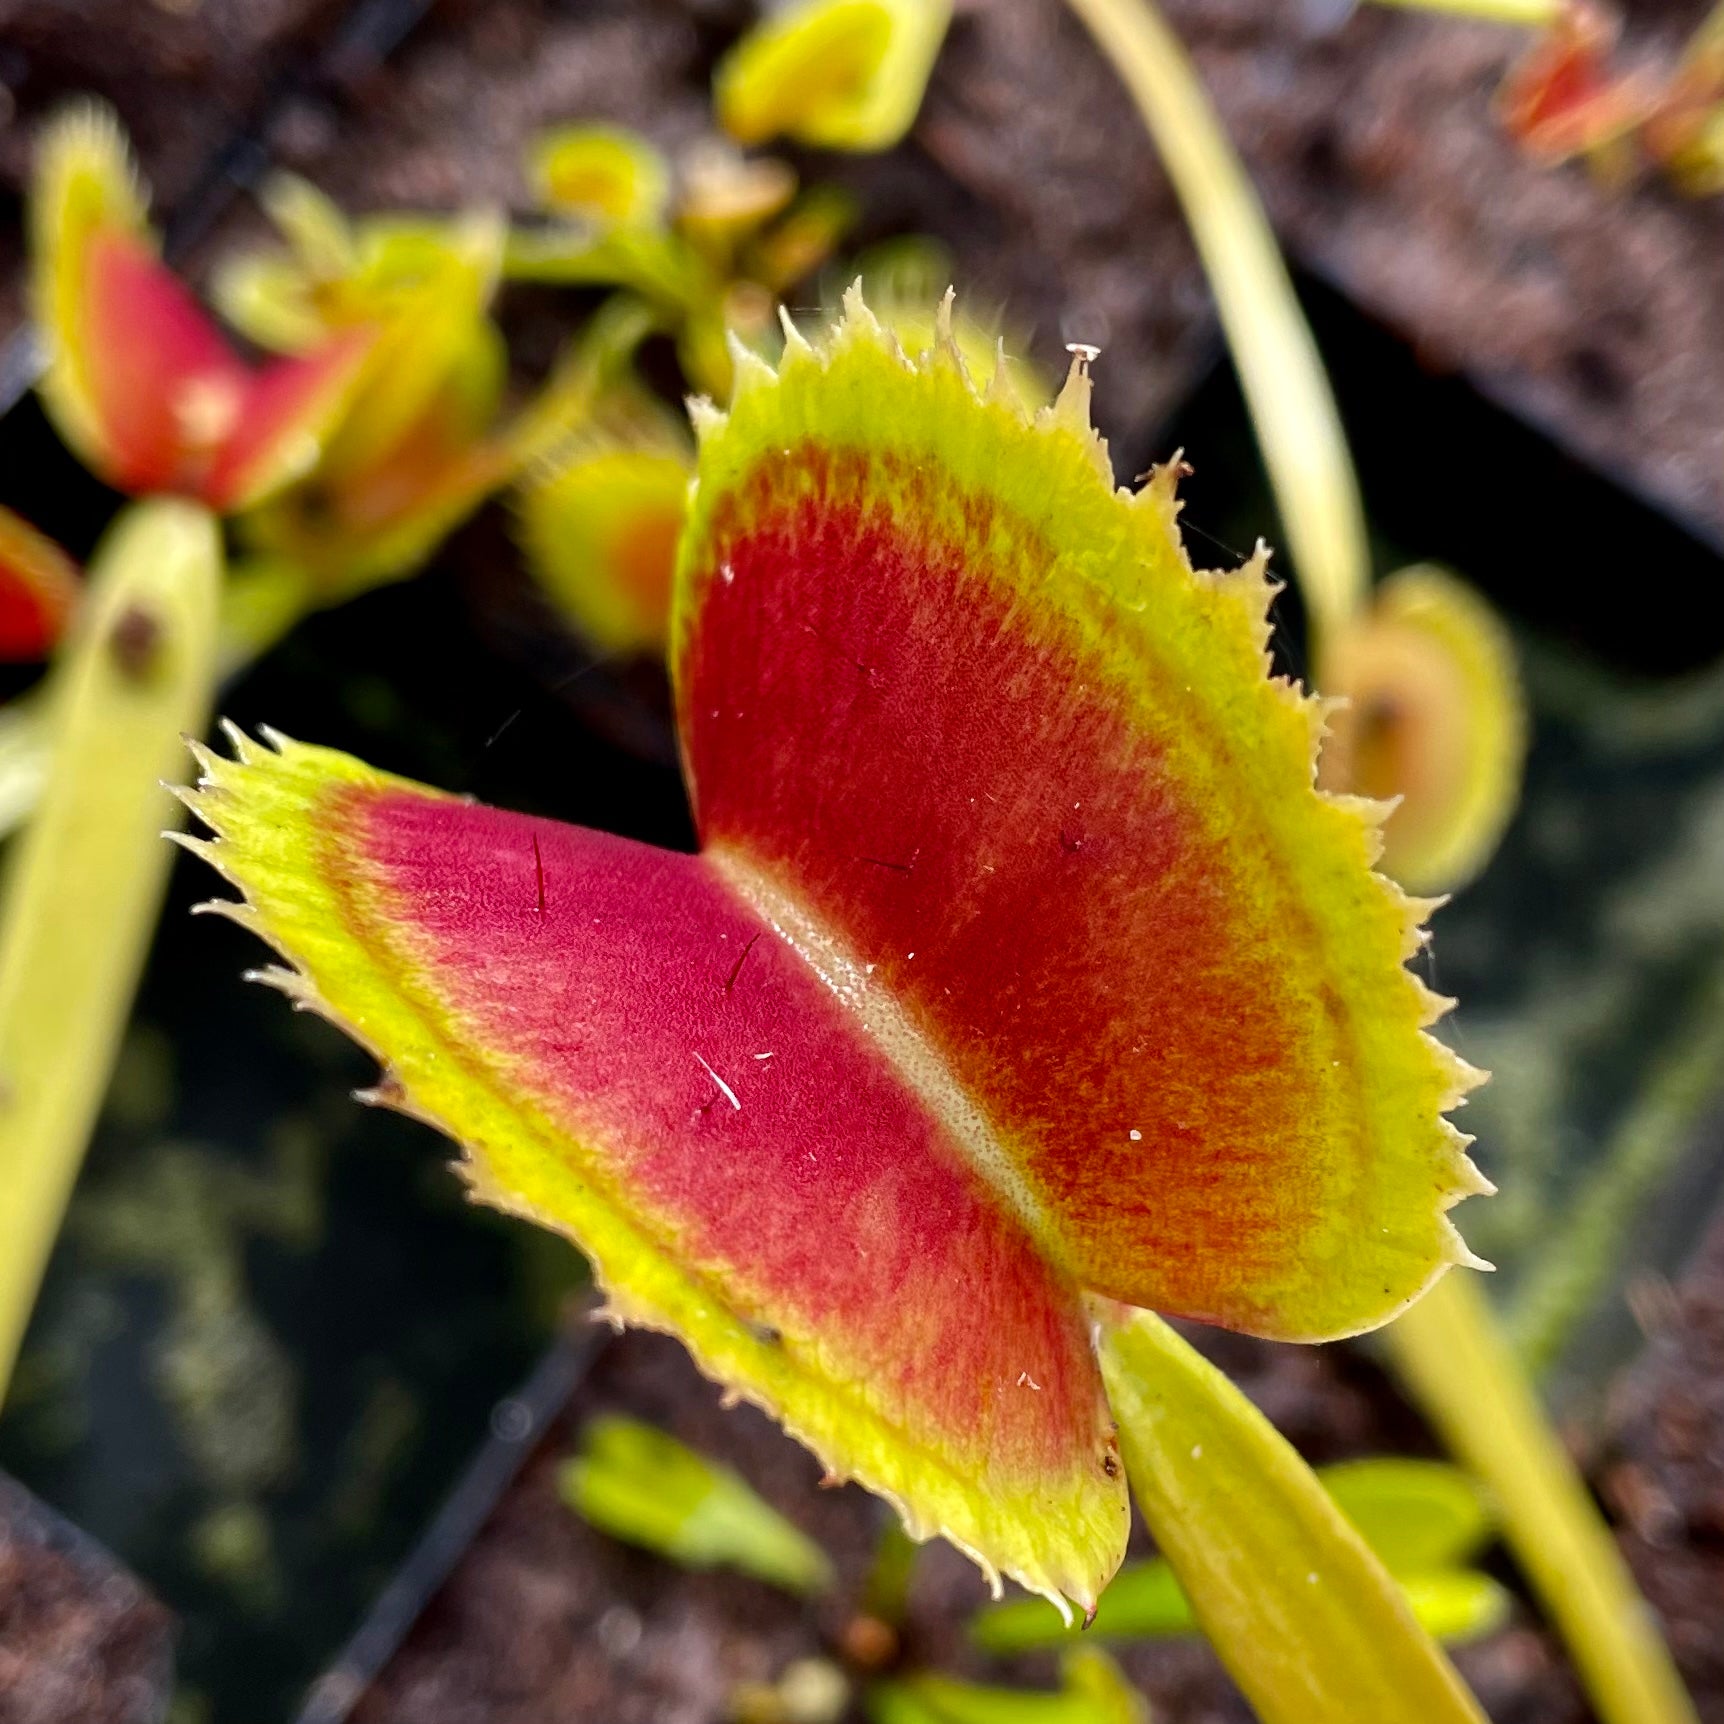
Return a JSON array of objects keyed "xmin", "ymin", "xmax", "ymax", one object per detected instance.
[{"xmin": 290, "ymin": 1314, "xmax": 612, "ymax": 1724}]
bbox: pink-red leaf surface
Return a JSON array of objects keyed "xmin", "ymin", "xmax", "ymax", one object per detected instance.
[
  {"xmin": 0, "ymin": 508, "xmax": 80, "ymax": 660},
  {"xmin": 181, "ymin": 292, "xmax": 1485, "ymax": 1612}
]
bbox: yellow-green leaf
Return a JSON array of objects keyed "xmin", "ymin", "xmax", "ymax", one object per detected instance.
[
  {"xmin": 562, "ymin": 1413, "xmax": 834, "ymax": 1595},
  {"xmin": 0, "ymin": 499, "xmax": 221, "ymax": 1399},
  {"xmin": 1097, "ymin": 1306, "xmax": 1486, "ymax": 1724}
]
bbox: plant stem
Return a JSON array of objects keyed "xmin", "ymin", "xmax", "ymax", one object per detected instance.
[
  {"xmin": 0, "ymin": 498, "xmax": 221, "ymax": 1404},
  {"xmin": 1062, "ymin": 0, "xmax": 1371, "ymax": 642},
  {"xmin": 1098, "ymin": 1306, "xmax": 1486, "ymax": 1724},
  {"xmin": 0, "ymin": 697, "xmax": 48, "ymax": 841},
  {"xmin": 1387, "ymin": 1273, "xmax": 1699, "ymax": 1724},
  {"xmin": 1363, "ymin": 0, "xmax": 1561, "ymax": 25}
]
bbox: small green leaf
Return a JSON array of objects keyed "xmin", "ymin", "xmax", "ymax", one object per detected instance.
[
  {"xmin": 560, "ymin": 1414, "xmax": 834, "ymax": 1596},
  {"xmin": 869, "ymin": 1649, "xmax": 1148, "ymax": 1724},
  {"xmin": 1319, "ymin": 1457, "xmax": 1493, "ymax": 1574},
  {"xmin": 1397, "ymin": 1570, "xmax": 1513, "ymax": 1645}
]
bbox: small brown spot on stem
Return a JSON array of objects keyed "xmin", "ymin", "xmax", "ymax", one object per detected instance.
[{"xmin": 108, "ymin": 605, "xmax": 162, "ymax": 680}]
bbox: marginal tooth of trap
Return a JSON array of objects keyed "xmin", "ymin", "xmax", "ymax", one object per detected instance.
[
  {"xmin": 839, "ymin": 277, "xmax": 881, "ymax": 336},
  {"xmin": 933, "ymin": 285, "xmax": 956, "ymax": 349},
  {"xmin": 355, "ymin": 1070, "xmax": 408, "ymax": 1109},
  {"xmin": 1051, "ymin": 345, "xmax": 1095, "ymax": 432},
  {"xmin": 1044, "ymin": 352, "xmax": 1114, "ymax": 488},
  {"xmin": 164, "ymin": 829, "xmax": 216, "ymax": 861},
  {"xmin": 217, "ymin": 717, "xmax": 255, "ymax": 763},
  {"xmin": 1450, "ymin": 1226, "xmax": 1496, "ymax": 1273},
  {"xmin": 776, "ymin": 303, "xmax": 811, "ymax": 355},
  {"xmin": 1409, "ymin": 975, "xmax": 1456, "ymax": 1029},
  {"xmin": 933, "ymin": 287, "xmax": 969, "ymax": 380},
  {"xmin": 727, "ymin": 334, "xmax": 777, "ymax": 398},
  {"xmin": 687, "ymin": 395, "xmax": 724, "ymax": 443},
  {"xmin": 244, "ymin": 963, "xmax": 304, "ymax": 998},
  {"xmin": 1402, "ymin": 893, "xmax": 1447, "ymax": 927},
  {"xmin": 183, "ymin": 736, "xmax": 223, "ymax": 781},
  {"xmin": 985, "ymin": 338, "xmax": 1024, "ymax": 414},
  {"xmin": 255, "ymin": 723, "xmax": 295, "ymax": 754},
  {"xmin": 192, "ymin": 896, "xmax": 259, "ymax": 931}
]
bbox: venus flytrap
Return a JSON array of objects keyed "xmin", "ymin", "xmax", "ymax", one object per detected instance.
[
  {"xmin": 528, "ymin": 124, "xmax": 673, "ymax": 230},
  {"xmin": 176, "ymin": 291, "xmax": 1490, "ymax": 1715},
  {"xmin": 1315, "ymin": 566, "xmax": 1526, "ymax": 895},
  {"xmin": 514, "ymin": 410, "xmax": 693, "ymax": 660},
  {"xmin": 1372, "ymin": 0, "xmax": 1724, "ymax": 191},
  {"xmin": 31, "ymin": 106, "xmax": 371, "ymax": 515},
  {"xmin": 507, "ymin": 126, "xmax": 858, "ymax": 401}
]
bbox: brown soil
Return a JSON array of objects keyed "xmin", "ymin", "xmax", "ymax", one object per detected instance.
[
  {"xmin": 348, "ymin": 1288, "xmax": 1721, "ymax": 1724},
  {"xmin": 1603, "ymin": 1215, "xmax": 1724, "ymax": 1712},
  {"xmin": 339, "ymin": 1198, "xmax": 1724, "ymax": 1723},
  {"xmin": 0, "ymin": 1471, "xmax": 174, "ymax": 1724}
]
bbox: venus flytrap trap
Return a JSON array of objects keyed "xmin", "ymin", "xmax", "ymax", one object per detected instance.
[
  {"xmin": 213, "ymin": 190, "xmax": 532, "ymax": 614},
  {"xmin": 31, "ymin": 106, "xmax": 371, "ymax": 515},
  {"xmin": 175, "ymin": 290, "xmax": 1491, "ymax": 1715},
  {"xmin": 527, "ymin": 124, "xmax": 673, "ymax": 230},
  {"xmin": 506, "ymin": 124, "xmax": 857, "ymax": 401},
  {"xmin": 713, "ymin": 0, "xmax": 952, "ymax": 154},
  {"xmin": 514, "ymin": 413, "xmax": 693, "ymax": 660},
  {"xmin": 1316, "ymin": 566, "xmax": 1527, "ymax": 895},
  {"xmin": 1370, "ymin": 0, "xmax": 1724, "ymax": 191}
]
